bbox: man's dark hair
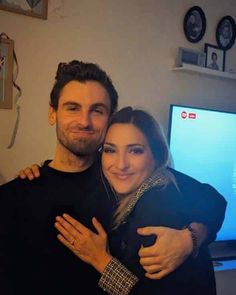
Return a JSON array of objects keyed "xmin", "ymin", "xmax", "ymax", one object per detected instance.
[
  {"xmin": 211, "ymin": 52, "xmax": 217, "ymax": 60},
  {"xmin": 50, "ymin": 60, "xmax": 118, "ymax": 115}
]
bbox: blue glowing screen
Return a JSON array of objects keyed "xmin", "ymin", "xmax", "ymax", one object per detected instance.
[{"xmin": 168, "ymin": 105, "xmax": 236, "ymax": 241}]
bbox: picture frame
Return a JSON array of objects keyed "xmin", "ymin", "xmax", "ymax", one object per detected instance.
[
  {"xmin": 216, "ymin": 16, "xmax": 236, "ymax": 50},
  {"xmin": 0, "ymin": 38, "xmax": 14, "ymax": 109},
  {"xmin": 0, "ymin": 0, "xmax": 48, "ymax": 20},
  {"xmin": 183, "ymin": 6, "xmax": 206, "ymax": 43},
  {"xmin": 176, "ymin": 47, "xmax": 206, "ymax": 67},
  {"xmin": 204, "ymin": 43, "xmax": 225, "ymax": 72}
]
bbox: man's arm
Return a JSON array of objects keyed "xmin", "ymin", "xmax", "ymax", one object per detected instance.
[
  {"xmin": 171, "ymin": 168, "xmax": 227, "ymax": 243},
  {"xmin": 137, "ymin": 222, "xmax": 207, "ymax": 279},
  {"xmin": 137, "ymin": 169, "xmax": 227, "ymax": 279}
]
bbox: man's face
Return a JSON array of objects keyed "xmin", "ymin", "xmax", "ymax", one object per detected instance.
[
  {"xmin": 222, "ymin": 26, "xmax": 229, "ymax": 38},
  {"xmin": 189, "ymin": 14, "xmax": 196, "ymax": 24},
  {"xmin": 212, "ymin": 53, "xmax": 217, "ymax": 63},
  {"xmin": 49, "ymin": 80, "xmax": 111, "ymax": 157}
]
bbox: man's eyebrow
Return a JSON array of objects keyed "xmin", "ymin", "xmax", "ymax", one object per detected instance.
[
  {"xmin": 62, "ymin": 101, "xmax": 80, "ymax": 106},
  {"xmin": 62, "ymin": 102, "xmax": 109, "ymax": 107}
]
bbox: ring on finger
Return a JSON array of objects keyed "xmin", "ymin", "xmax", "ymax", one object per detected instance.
[{"xmin": 70, "ymin": 238, "xmax": 75, "ymax": 245}]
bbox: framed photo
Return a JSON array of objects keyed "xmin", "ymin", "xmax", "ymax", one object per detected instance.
[
  {"xmin": 204, "ymin": 43, "xmax": 225, "ymax": 72},
  {"xmin": 0, "ymin": 38, "xmax": 14, "ymax": 109},
  {"xmin": 216, "ymin": 16, "xmax": 236, "ymax": 50},
  {"xmin": 0, "ymin": 0, "xmax": 48, "ymax": 20},
  {"xmin": 183, "ymin": 6, "xmax": 206, "ymax": 43},
  {"xmin": 177, "ymin": 47, "xmax": 206, "ymax": 67}
]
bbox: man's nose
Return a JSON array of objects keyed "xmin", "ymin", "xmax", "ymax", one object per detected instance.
[{"xmin": 78, "ymin": 111, "xmax": 91, "ymax": 127}]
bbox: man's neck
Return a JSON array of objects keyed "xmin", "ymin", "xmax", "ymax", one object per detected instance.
[{"xmin": 50, "ymin": 147, "xmax": 95, "ymax": 173}]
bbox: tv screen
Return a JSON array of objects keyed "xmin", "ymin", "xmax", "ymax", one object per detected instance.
[{"xmin": 168, "ymin": 104, "xmax": 236, "ymax": 260}]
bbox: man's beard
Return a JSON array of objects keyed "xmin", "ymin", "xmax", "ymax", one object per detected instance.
[
  {"xmin": 59, "ymin": 136, "xmax": 101, "ymax": 157},
  {"xmin": 56, "ymin": 125, "xmax": 103, "ymax": 157}
]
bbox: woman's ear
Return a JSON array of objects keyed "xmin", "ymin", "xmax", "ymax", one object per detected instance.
[{"xmin": 48, "ymin": 106, "xmax": 56, "ymax": 125}]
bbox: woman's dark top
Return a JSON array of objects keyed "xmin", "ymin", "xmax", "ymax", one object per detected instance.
[{"xmin": 109, "ymin": 168, "xmax": 227, "ymax": 295}]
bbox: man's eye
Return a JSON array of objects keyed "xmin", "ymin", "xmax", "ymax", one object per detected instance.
[
  {"xmin": 102, "ymin": 147, "xmax": 115, "ymax": 153},
  {"xmin": 66, "ymin": 106, "xmax": 78, "ymax": 111},
  {"xmin": 93, "ymin": 108, "xmax": 104, "ymax": 115},
  {"xmin": 130, "ymin": 148, "xmax": 144, "ymax": 154}
]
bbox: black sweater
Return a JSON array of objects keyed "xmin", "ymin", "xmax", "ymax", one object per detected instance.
[{"xmin": 0, "ymin": 161, "xmax": 113, "ymax": 294}]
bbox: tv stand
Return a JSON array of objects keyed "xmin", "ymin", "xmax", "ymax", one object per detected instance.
[
  {"xmin": 214, "ymin": 259, "xmax": 236, "ymax": 295},
  {"xmin": 209, "ymin": 241, "xmax": 236, "ymax": 261}
]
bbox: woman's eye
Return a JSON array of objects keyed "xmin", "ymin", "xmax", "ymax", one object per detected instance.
[
  {"xmin": 102, "ymin": 147, "xmax": 115, "ymax": 153},
  {"xmin": 130, "ymin": 148, "xmax": 144, "ymax": 154}
]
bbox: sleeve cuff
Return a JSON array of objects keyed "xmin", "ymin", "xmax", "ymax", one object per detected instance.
[{"xmin": 98, "ymin": 257, "xmax": 138, "ymax": 295}]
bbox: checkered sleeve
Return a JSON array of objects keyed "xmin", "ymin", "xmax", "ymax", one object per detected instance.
[{"xmin": 98, "ymin": 257, "xmax": 139, "ymax": 295}]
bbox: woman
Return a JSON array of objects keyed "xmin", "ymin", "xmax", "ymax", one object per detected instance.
[{"xmin": 54, "ymin": 107, "xmax": 218, "ymax": 295}]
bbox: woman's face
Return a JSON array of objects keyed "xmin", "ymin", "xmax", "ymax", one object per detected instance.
[{"xmin": 102, "ymin": 123, "xmax": 156, "ymax": 198}]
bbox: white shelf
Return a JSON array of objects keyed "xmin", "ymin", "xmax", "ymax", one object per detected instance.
[{"xmin": 173, "ymin": 63, "xmax": 236, "ymax": 81}]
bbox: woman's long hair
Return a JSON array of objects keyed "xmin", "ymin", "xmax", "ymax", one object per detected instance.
[{"xmin": 102, "ymin": 107, "xmax": 175, "ymax": 229}]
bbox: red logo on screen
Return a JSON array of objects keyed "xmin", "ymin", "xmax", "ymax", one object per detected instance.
[
  {"xmin": 189, "ymin": 113, "xmax": 196, "ymax": 119},
  {"xmin": 181, "ymin": 111, "xmax": 187, "ymax": 119}
]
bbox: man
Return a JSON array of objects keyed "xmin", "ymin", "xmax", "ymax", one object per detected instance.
[
  {"xmin": 187, "ymin": 13, "xmax": 201, "ymax": 40},
  {"xmin": 0, "ymin": 60, "xmax": 226, "ymax": 294},
  {"xmin": 0, "ymin": 60, "xmax": 118, "ymax": 294},
  {"xmin": 219, "ymin": 24, "xmax": 231, "ymax": 47},
  {"xmin": 208, "ymin": 52, "xmax": 219, "ymax": 71}
]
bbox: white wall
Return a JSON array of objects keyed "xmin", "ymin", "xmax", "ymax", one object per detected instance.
[{"xmin": 0, "ymin": 0, "xmax": 236, "ymax": 183}]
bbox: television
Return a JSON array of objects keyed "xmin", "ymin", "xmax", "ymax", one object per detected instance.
[{"xmin": 168, "ymin": 104, "xmax": 236, "ymax": 261}]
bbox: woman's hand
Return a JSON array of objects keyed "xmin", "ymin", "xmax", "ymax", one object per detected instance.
[{"xmin": 55, "ymin": 214, "xmax": 112, "ymax": 273}]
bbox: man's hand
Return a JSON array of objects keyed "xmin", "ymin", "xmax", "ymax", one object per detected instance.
[
  {"xmin": 17, "ymin": 164, "xmax": 41, "ymax": 180},
  {"xmin": 137, "ymin": 226, "xmax": 193, "ymax": 279}
]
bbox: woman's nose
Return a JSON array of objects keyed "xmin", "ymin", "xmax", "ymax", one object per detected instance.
[{"xmin": 115, "ymin": 153, "xmax": 129, "ymax": 170}]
